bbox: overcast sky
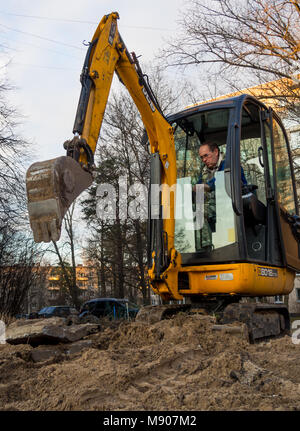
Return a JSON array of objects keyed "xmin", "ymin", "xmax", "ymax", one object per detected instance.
[{"xmin": 0, "ymin": 0, "xmax": 187, "ymax": 162}]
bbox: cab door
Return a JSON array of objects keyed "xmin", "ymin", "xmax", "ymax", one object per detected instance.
[
  {"xmin": 271, "ymin": 113, "xmax": 300, "ymax": 271},
  {"xmin": 239, "ymin": 100, "xmax": 269, "ymax": 263}
]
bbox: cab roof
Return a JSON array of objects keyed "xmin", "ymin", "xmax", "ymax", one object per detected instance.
[{"xmin": 168, "ymin": 94, "xmax": 269, "ymax": 123}]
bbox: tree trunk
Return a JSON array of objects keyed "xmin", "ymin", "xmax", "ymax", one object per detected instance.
[
  {"xmin": 134, "ymin": 220, "xmax": 149, "ymax": 305},
  {"xmin": 52, "ymin": 241, "xmax": 81, "ymax": 310},
  {"xmin": 115, "ymin": 214, "xmax": 125, "ymax": 299}
]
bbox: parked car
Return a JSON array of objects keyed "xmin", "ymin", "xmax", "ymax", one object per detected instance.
[
  {"xmin": 79, "ymin": 298, "xmax": 139, "ymax": 320},
  {"xmin": 15, "ymin": 313, "xmax": 28, "ymax": 319},
  {"xmin": 26, "ymin": 312, "xmax": 39, "ymax": 319},
  {"xmin": 38, "ymin": 306, "xmax": 78, "ymax": 319}
]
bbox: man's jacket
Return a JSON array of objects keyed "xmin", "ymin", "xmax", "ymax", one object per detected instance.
[{"xmin": 197, "ymin": 158, "xmax": 247, "ymax": 191}]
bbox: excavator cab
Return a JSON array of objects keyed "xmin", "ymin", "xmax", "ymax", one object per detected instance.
[
  {"xmin": 144, "ymin": 94, "xmax": 300, "ymax": 340},
  {"xmin": 149, "ymin": 94, "xmax": 300, "ymax": 302},
  {"xmin": 172, "ymin": 95, "xmax": 300, "ymax": 268}
]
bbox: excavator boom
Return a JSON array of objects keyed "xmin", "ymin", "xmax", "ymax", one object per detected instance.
[{"xmin": 26, "ymin": 12, "xmax": 176, "ymax": 247}]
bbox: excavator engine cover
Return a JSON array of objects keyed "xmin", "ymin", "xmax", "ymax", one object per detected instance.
[{"xmin": 26, "ymin": 156, "xmax": 93, "ymax": 243}]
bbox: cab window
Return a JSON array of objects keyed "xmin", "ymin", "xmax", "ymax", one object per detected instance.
[
  {"xmin": 272, "ymin": 119, "xmax": 296, "ymax": 215},
  {"xmin": 173, "ymin": 108, "xmax": 235, "ymax": 254}
]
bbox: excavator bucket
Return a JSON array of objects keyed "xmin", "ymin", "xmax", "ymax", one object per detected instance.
[{"xmin": 26, "ymin": 156, "xmax": 93, "ymax": 243}]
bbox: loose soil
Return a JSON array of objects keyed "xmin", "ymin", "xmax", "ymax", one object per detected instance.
[{"xmin": 0, "ymin": 313, "xmax": 300, "ymax": 411}]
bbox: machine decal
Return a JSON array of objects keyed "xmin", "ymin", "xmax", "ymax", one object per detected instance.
[
  {"xmin": 220, "ymin": 273, "xmax": 234, "ymax": 281},
  {"xmin": 258, "ymin": 267, "xmax": 278, "ymax": 277},
  {"xmin": 205, "ymin": 275, "xmax": 218, "ymax": 280},
  {"xmin": 108, "ymin": 21, "xmax": 117, "ymax": 45}
]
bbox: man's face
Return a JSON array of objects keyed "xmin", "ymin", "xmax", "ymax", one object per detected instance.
[{"xmin": 199, "ymin": 144, "xmax": 219, "ymax": 169}]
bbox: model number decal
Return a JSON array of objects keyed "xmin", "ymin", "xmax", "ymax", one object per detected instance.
[
  {"xmin": 205, "ymin": 275, "xmax": 218, "ymax": 280},
  {"xmin": 258, "ymin": 267, "xmax": 278, "ymax": 277}
]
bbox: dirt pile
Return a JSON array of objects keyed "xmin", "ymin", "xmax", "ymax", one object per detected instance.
[{"xmin": 0, "ymin": 313, "xmax": 300, "ymax": 411}]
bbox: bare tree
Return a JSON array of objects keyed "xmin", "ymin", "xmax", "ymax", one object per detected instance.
[
  {"xmin": 0, "ymin": 76, "xmax": 44, "ymax": 318},
  {"xmin": 50, "ymin": 202, "xmax": 82, "ymax": 309},
  {"xmin": 81, "ymin": 225, "xmax": 108, "ymax": 297},
  {"xmin": 0, "ymin": 82, "xmax": 32, "ymax": 227},
  {"xmin": 162, "ymin": 0, "xmax": 300, "ymax": 116},
  {"xmin": 0, "ymin": 227, "xmax": 44, "ymax": 318}
]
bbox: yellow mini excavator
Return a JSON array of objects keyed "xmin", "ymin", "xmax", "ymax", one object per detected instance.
[{"xmin": 26, "ymin": 12, "xmax": 300, "ymax": 342}]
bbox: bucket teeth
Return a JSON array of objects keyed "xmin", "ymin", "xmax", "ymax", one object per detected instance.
[{"xmin": 26, "ymin": 156, "xmax": 93, "ymax": 243}]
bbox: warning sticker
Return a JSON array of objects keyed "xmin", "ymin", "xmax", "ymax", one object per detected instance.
[
  {"xmin": 220, "ymin": 273, "xmax": 234, "ymax": 281},
  {"xmin": 258, "ymin": 267, "xmax": 278, "ymax": 278},
  {"xmin": 205, "ymin": 275, "xmax": 218, "ymax": 280}
]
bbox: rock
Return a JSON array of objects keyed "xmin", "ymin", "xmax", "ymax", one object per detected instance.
[
  {"xmin": 229, "ymin": 360, "xmax": 266, "ymax": 385},
  {"xmin": 79, "ymin": 314, "xmax": 101, "ymax": 324},
  {"xmin": 30, "ymin": 340, "xmax": 94, "ymax": 362},
  {"xmin": 6, "ymin": 317, "xmax": 100, "ymax": 346},
  {"xmin": 240, "ymin": 360, "xmax": 266, "ymax": 385},
  {"xmin": 62, "ymin": 324, "xmax": 100, "ymax": 342},
  {"xmin": 65, "ymin": 315, "xmax": 82, "ymax": 325},
  {"xmin": 31, "ymin": 346, "xmax": 61, "ymax": 363},
  {"xmin": 9, "ymin": 317, "xmax": 65, "ymax": 328},
  {"xmin": 65, "ymin": 340, "xmax": 93, "ymax": 355}
]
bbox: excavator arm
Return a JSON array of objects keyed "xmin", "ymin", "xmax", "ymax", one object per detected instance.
[{"xmin": 26, "ymin": 12, "xmax": 179, "ymax": 298}]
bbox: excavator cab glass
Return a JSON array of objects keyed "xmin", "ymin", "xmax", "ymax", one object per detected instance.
[
  {"xmin": 163, "ymin": 94, "xmax": 300, "ymax": 273},
  {"xmin": 173, "ymin": 107, "xmax": 234, "ymax": 255}
]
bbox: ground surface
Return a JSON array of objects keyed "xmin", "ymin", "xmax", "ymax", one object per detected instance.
[{"xmin": 0, "ymin": 313, "xmax": 300, "ymax": 411}]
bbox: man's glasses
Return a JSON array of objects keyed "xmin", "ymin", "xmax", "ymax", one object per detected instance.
[{"xmin": 200, "ymin": 152, "xmax": 212, "ymax": 161}]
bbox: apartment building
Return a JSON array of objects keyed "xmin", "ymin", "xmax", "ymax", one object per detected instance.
[{"xmin": 25, "ymin": 264, "xmax": 99, "ymax": 313}]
